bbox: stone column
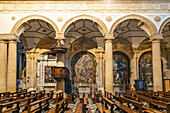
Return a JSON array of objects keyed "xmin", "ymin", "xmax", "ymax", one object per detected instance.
[
  {"xmin": 105, "ymin": 33, "xmax": 114, "ymax": 93},
  {"xmin": 7, "ymin": 40, "xmax": 17, "ymax": 92},
  {"xmin": 96, "ymin": 47, "xmax": 104, "ymax": 91},
  {"xmin": 56, "ymin": 39, "xmax": 66, "ymax": 92},
  {"xmin": 26, "ymin": 52, "xmax": 37, "ymax": 90},
  {"xmin": 130, "ymin": 48, "xmax": 138, "ymax": 90},
  {"xmin": 0, "ymin": 40, "xmax": 7, "ymax": 92},
  {"xmin": 151, "ymin": 33, "xmax": 163, "ymax": 91}
]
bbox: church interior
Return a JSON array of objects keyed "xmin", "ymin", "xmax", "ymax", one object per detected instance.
[{"xmin": 0, "ymin": 0, "xmax": 170, "ymax": 112}]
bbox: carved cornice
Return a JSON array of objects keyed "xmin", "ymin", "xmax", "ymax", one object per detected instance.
[
  {"xmin": 96, "ymin": 47, "xmax": 104, "ymax": 53},
  {"xmin": 104, "ymin": 33, "xmax": 114, "ymax": 40},
  {"xmin": 55, "ymin": 32, "xmax": 65, "ymax": 39},
  {"xmin": 0, "ymin": 1, "xmax": 170, "ymax": 13},
  {"xmin": 0, "ymin": 34, "xmax": 19, "ymax": 42},
  {"xmin": 150, "ymin": 33, "xmax": 163, "ymax": 41}
]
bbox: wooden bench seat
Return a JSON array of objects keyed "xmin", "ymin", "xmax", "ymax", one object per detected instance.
[
  {"xmin": 75, "ymin": 103, "xmax": 83, "ymax": 113},
  {"xmin": 96, "ymin": 103, "xmax": 108, "ymax": 113},
  {"xmin": 24, "ymin": 97, "xmax": 50, "ymax": 113},
  {"xmin": 138, "ymin": 95, "xmax": 170, "ymax": 113}
]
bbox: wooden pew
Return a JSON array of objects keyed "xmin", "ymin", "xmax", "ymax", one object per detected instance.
[
  {"xmin": 105, "ymin": 92, "xmax": 139, "ymax": 113},
  {"xmin": 83, "ymin": 97, "xmax": 87, "ymax": 113},
  {"xmin": 24, "ymin": 97, "xmax": 50, "ymax": 113},
  {"xmin": 0, "ymin": 97, "xmax": 32, "ymax": 113},
  {"xmin": 96, "ymin": 103, "xmax": 109, "ymax": 113},
  {"xmin": 0, "ymin": 92, "xmax": 10, "ymax": 99},
  {"xmin": 138, "ymin": 95, "xmax": 170, "ymax": 113},
  {"xmin": 102, "ymin": 97, "xmax": 114, "ymax": 113},
  {"xmin": 119, "ymin": 96, "xmax": 143, "ymax": 113},
  {"xmin": 75, "ymin": 103, "xmax": 83, "ymax": 113},
  {"xmin": 124, "ymin": 93, "xmax": 164, "ymax": 113},
  {"xmin": 54, "ymin": 91, "xmax": 63, "ymax": 103},
  {"xmin": 47, "ymin": 96, "xmax": 69, "ymax": 113}
]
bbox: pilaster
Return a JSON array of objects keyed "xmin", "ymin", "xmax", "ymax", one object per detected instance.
[
  {"xmin": 0, "ymin": 40, "xmax": 8, "ymax": 92},
  {"xmin": 7, "ymin": 40, "xmax": 17, "ymax": 92}
]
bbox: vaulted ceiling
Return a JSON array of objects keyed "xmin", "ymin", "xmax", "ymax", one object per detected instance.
[
  {"xmin": 20, "ymin": 19, "xmax": 56, "ymax": 50},
  {"xmin": 113, "ymin": 19, "xmax": 149, "ymax": 48},
  {"xmin": 162, "ymin": 22, "xmax": 170, "ymax": 48},
  {"xmin": 64, "ymin": 19, "xmax": 104, "ymax": 48}
]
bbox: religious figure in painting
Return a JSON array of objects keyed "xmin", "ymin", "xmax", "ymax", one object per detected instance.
[
  {"xmin": 113, "ymin": 56, "xmax": 128, "ymax": 84},
  {"xmin": 74, "ymin": 54, "xmax": 93, "ymax": 84},
  {"xmin": 139, "ymin": 52, "xmax": 153, "ymax": 86},
  {"xmin": 44, "ymin": 67, "xmax": 55, "ymax": 83},
  {"xmin": 72, "ymin": 52, "xmax": 96, "ymax": 85}
]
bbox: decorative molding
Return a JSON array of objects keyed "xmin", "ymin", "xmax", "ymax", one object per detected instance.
[
  {"xmin": 106, "ymin": 16, "xmax": 112, "ymax": 22},
  {"xmin": 159, "ymin": 17, "xmax": 170, "ymax": 33},
  {"xmin": 11, "ymin": 15, "xmax": 59, "ymax": 35},
  {"xmin": 154, "ymin": 16, "xmax": 161, "ymax": 22},
  {"xmin": 0, "ymin": 1, "xmax": 170, "ymax": 13},
  {"xmin": 110, "ymin": 14, "xmax": 157, "ymax": 36},
  {"xmin": 104, "ymin": 33, "xmax": 114, "ymax": 40},
  {"xmin": 61, "ymin": 14, "xmax": 108, "ymax": 34},
  {"xmin": 0, "ymin": 34, "xmax": 19, "ymax": 42},
  {"xmin": 150, "ymin": 33, "xmax": 163, "ymax": 41},
  {"xmin": 57, "ymin": 16, "xmax": 63, "ymax": 22},
  {"xmin": 96, "ymin": 47, "xmax": 104, "ymax": 53},
  {"xmin": 55, "ymin": 32, "xmax": 65, "ymax": 39},
  {"xmin": 11, "ymin": 16, "xmax": 16, "ymax": 20}
]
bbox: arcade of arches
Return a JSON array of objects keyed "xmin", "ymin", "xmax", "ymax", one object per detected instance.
[{"xmin": 0, "ymin": 1, "xmax": 170, "ymax": 94}]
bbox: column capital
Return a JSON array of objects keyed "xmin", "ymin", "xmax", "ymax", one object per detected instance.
[
  {"xmin": 0, "ymin": 34, "xmax": 19, "ymax": 42},
  {"xmin": 55, "ymin": 32, "xmax": 65, "ymax": 40},
  {"xmin": 104, "ymin": 33, "xmax": 115, "ymax": 40},
  {"xmin": 150, "ymin": 33, "xmax": 163, "ymax": 41},
  {"xmin": 96, "ymin": 47, "xmax": 104, "ymax": 53}
]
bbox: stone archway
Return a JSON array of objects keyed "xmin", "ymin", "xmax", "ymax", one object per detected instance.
[
  {"xmin": 11, "ymin": 15, "xmax": 59, "ymax": 36},
  {"xmin": 61, "ymin": 14, "xmax": 108, "ymax": 35},
  {"xmin": 110, "ymin": 14, "xmax": 158, "ymax": 36},
  {"xmin": 159, "ymin": 17, "xmax": 170, "ymax": 33},
  {"xmin": 71, "ymin": 51, "xmax": 97, "ymax": 86}
]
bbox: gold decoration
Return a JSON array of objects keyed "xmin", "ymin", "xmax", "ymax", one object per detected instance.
[
  {"xmin": 12, "ymin": 16, "xmax": 16, "ymax": 20},
  {"xmin": 106, "ymin": 16, "xmax": 112, "ymax": 22},
  {"xmin": 154, "ymin": 16, "xmax": 161, "ymax": 22},
  {"xmin": 57, "ymin": 16, "xmax": 63, "ymax": 22}
]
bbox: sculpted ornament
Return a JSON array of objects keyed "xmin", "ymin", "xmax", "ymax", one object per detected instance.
[
  {"xmin": 57, "ymin": 16, "xmax": 63, "ymax": 22},
  {"xmin": 106, "ymin": 16, "xmax": 112, "ymax": 22},
  {"xmin": 12, "ymin": 16, "xmax": 16, "ymax": 20},
  {"xmin": 154, "ymin": 16, "xmax": 161, "ymax": 22}
]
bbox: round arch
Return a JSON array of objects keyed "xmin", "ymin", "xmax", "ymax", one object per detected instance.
[
  {"xmin": 61, "ymin": 14, "xmax": 108, "ymax": 35},
  {"xmin": 159, "ymin": 17, "xmax": 170, "ymax": 33},
  {"xmin": 71, "ymin": 51, "xmax": 97, "ymax": 85},
  {"xmin": 11, "ymin": 15, "xmax": 59, "ymax": 36},
  {"xmin": 110, "ymin": 14, "xmax": 158, "ymax": 36}
]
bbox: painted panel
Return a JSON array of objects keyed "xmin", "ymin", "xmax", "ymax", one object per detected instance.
[
  {"xmin": 45, "ymin": 66, "xmax": 55, "ymax": 83},
  {"xmin": 113, "ymin": 52, "xmax": 129, "ymax": 85},
  {"xmin": 139, "ymin": 52, "xmax": 153, "ymax": 86},
  {"xmin": 72, "ymin": 51, "xmax": 96, "ymax": 85}
]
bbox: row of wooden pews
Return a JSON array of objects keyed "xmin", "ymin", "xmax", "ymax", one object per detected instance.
[{"xmin": 0, "ymin": 90, "xmax": 53, "ymax": 113}]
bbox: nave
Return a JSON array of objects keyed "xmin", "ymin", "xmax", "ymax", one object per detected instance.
[{"xmin": 0, "ymin": 88, "xmax": 169, "ymax": 113}]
